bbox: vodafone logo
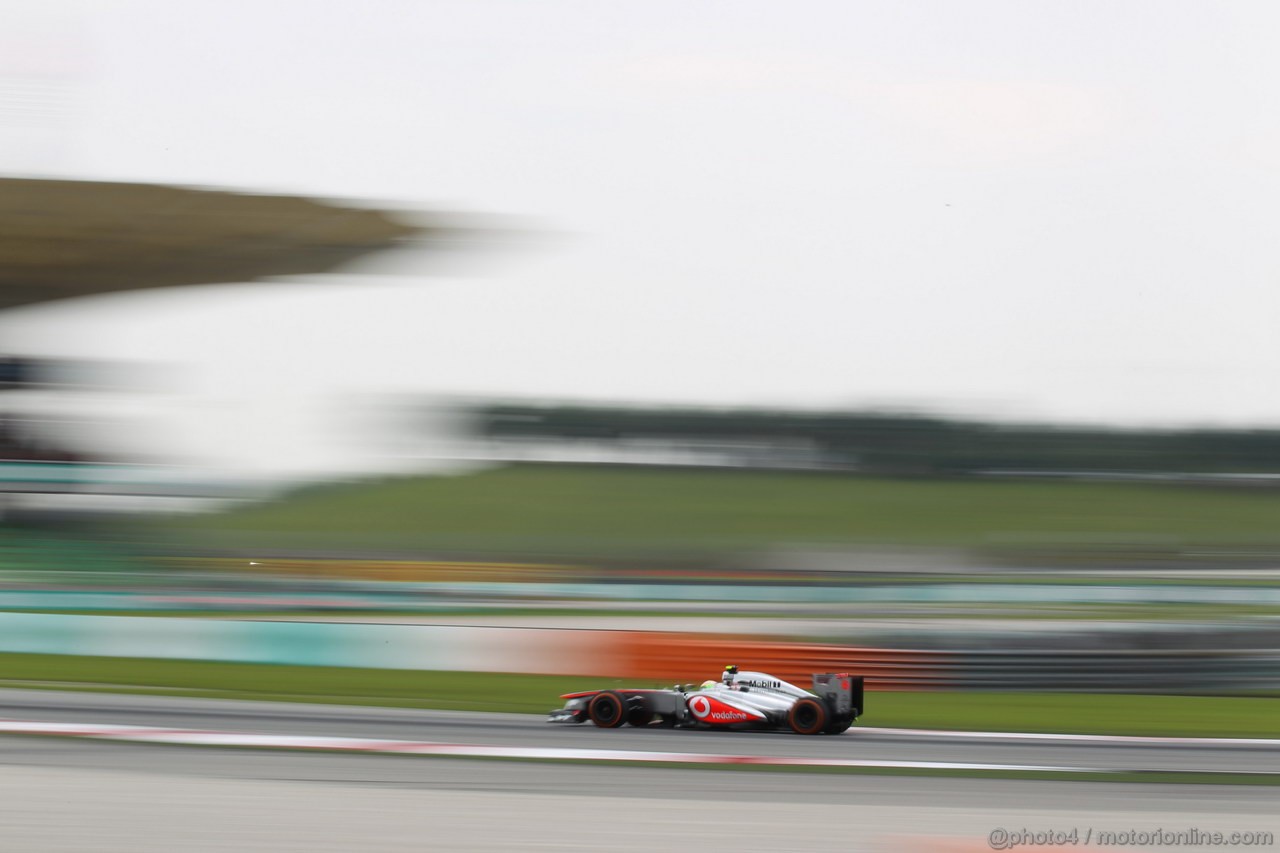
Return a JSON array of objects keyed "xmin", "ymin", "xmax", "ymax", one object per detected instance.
[{"xmin": 688, "ymin": 695, "xmax": 754, "ymax": 724}]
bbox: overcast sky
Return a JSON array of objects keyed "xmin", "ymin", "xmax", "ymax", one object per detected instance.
[{"xmin": 3, "ymin": 1, "xmax": 1280, "ymax": 471}]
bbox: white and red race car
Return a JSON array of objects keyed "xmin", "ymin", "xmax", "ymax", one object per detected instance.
[{"xmin": 548, "ymin": 666, "xmax": 864, "ymax": 735}]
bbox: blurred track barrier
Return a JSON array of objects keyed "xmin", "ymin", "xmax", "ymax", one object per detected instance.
[
  {"xmin": 0, "ymin": 613, "xmax": 932, "ymax": 687},
  {"xmin": 608, "ymin": 633, "xmax": 941, "ymax": 690},
  {"xmin": 957, "ymin": 648, "xmax": 1280, "ymax": 693},
  {"xmin": 0, "ymin": 612, "xmax": 618, "ymax": 672},
  {"xmin": 1, "ymin": 614, "xmax": 1276, "ymax": 692}
]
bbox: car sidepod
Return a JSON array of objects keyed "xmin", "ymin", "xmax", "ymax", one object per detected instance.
[{"xmin": 684, "ymin": 692, "xmax": 770, "ymax": 727}]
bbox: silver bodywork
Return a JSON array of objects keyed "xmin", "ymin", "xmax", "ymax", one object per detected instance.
[{"xmin": 697, "ymin": 670, "xmax": 810, "ymax": 722}]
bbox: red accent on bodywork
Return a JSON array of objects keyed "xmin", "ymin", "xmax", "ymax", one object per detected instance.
[{"xmin": 558, "ymin": 688, "xmax": 666, "ymax": 700}]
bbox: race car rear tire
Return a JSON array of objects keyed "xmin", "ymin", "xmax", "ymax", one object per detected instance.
[
  {"xmin": 588, "ymin": 691, "xmax": 628, "ymax": 728},
  {"xmin": 787, "ymin": 697, "xmax": 828, "ymax": 735},
  {"xmin": 823, "ymin": 715, "xmax": 854, "ymax": 735}
]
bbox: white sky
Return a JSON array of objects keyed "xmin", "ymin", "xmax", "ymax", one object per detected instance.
[{"xmin": 2, "ymin": 0, "xmax": 1280, "ymax": 476}]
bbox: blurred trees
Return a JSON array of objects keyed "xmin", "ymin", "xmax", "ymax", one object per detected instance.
[{"xmin": 479, "ymin": 404, "xmax": 1280, "ymax": 477}]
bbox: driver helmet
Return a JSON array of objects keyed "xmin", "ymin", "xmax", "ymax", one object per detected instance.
[
  {"xmin": 722, "ymin": 665, "xmax": 738, "ymax": 686},
  {"xmin": 699, "ymin": 680, "xmax": 718, "ymax": 690}
]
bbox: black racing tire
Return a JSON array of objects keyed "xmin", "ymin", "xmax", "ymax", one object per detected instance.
[
  {"xmin": 823, "ymin": 715, "xmax": 855, "ymax": 735},
  {"xmin": 787, "ymin": 697, "xmax": 829, "ymax": 735},
  {"xmin": 588, "ymin": 691, "xmax": 627, "ymax": 728}
]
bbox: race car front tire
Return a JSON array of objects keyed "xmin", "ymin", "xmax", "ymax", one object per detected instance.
[
  {"xmin": 588, "ymin": 691, "xmax": 628, "ymax": 728},
  {"xmin": 787, "ymin": 697, "xmax": 829, "ymax": 735}
]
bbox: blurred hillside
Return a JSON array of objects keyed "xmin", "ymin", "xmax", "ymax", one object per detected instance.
[{"xmin": 0, "ymin": 177, "xmax": 426, "ymax": 310}]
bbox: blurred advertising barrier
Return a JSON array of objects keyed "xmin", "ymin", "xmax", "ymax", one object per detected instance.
[
  {"xmin": 605, "ymin": 632, "xmax": 941, "ymax": 690},
  {"xmin": 0, "ymin": 612, "xmax": 616, "ymax": 672},
  {"xmin": 0, "ymin": 613, "xmax": 931, "ymax": 687},
  {"xmin": 602, "ymin": 636, "xmax": 1280, "ymax": 692},
  {"xmin": 0, "ymin": 614, "xmax": 1275, "ymax": 692}
]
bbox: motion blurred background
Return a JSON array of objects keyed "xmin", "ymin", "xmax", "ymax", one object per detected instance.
[{"xmin": 1, "ymin": 1, "xmax": 1278, "ymax": 849}]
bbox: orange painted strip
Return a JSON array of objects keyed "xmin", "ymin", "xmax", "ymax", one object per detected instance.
[{"xmin": 592, "ymin": 632, "xmax": 942, "ymax": 690}]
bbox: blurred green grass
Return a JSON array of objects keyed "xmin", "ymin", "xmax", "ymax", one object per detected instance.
[
  {"xmin": 159, "ymin": 464, "xmax": 1280, "ymax": 555},
  {"xmin": 2, "ymin": 653, "xmax": 1275, "ymax": 737}
]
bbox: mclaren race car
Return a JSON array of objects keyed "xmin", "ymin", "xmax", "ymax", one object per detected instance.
[{"xmin": 548, "ymin": 666, "xmax": 864, "ymax": 735}]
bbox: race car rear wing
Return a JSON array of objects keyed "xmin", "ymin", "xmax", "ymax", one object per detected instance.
[{"xmin": 812, "ymin": 673, "xmax": 864, "ymax": 719}]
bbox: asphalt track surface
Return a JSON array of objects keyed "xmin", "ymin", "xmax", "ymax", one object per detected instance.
[
  {"xmin": 0, "ymin": 688, "xmax": 1277, "ymax": 773},
  {"xmin": 2, "ymin": 690, "xmax": 1277, "ymax": 851}
]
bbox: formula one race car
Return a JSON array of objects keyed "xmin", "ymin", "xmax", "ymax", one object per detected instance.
[{"xmin": 548, "ymin": 666, "xmax": 864, "ymax": 735}]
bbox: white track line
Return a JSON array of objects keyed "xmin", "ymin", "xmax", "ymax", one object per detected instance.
[
  {"xmin": 857, "ymin": 727, "xmax": 1280, "ymax": 747},
  {"xmin": 0, "ymin": 720, "xmax": 1274, "ymax": 776}
]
